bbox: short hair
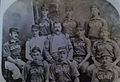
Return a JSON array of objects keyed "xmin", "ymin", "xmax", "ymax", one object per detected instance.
[
  {"xmin": 90, "ymin": 5, "xmax": 100, "ymax": 15},
  {"xmin": 77, "ymin": 22, "xmax": 84, "ymax": 30},
  {"xmin": 53, "ymin": 21, "xmax": 60, "ymax": 26},
  {"xmin": 9, "ymin": 28, "xmax": 19, "ymax": 34},
  {"xmin": 58, "ymin": 46, "xmax": 67, "ymax": 51},
  {"xmin": 31, "ymin": 24, "xmax": 40, "ymax": 30},
  {"xmin": 41, "ymin": 4, "xmax": 49, "ymax": 11},
  {"xmin": 90, "ymin": 5, "xmax": 98, "ymax": 10},
  {"xmin": 100, "ymin": 30, "xmax": 110, "ymax": 36},
  {"xmin": 31, "ymin": 46, "xmax": 41, "ymax": 54},
  {"xmin": 65, "ymin": 6, "xmax": 73, "ymax": 12}
]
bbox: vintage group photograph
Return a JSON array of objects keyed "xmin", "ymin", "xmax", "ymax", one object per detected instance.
[{"xmin": 2, "ymin": 0, "xmax": 120, "ymax": 82}]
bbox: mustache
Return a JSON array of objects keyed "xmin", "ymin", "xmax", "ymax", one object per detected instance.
[{"xmin": 55, "ymin": 29, "xmax": 60, "ymax": 32}]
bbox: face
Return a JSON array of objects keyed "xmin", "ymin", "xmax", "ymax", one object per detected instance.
[
  {"xmin": 58, "ymin": 49, "xmax": 67, "ymax": 61},
  {"xmin": 52, "ymin": 52, "xmax": 59, "ymax": 61},
  {"xmin": 100, "ymin": 31, "xmax": 109, "ymax": 40},
  {"xmin": 66, "ymin": 10, "xmax": 72, "ymax": 18},
  {"xmin": 31, "ymin": 28, "xmax": 39, "ymax": 36},
  {"xmin": 53, "ymin": 23, "xmax": 62, "ymax": 34},
  {"xmin": 101, "ymin": 56, "xmax": 112, "ymax": 66},
  {"xmin": 31, "ymin": 51, "xmax": 43, "ymax": 62},
  {"xmin": 77, "ymin": 28, "xmax": 85, "ymax": 37},
  {"xmin": 41, "ymin": 9, "xmax": 49, "ymax": 16},
  {"xmin": 91, "ymin": 7, "xmax": 99, "ymax": 16},
  {"xmin": 10, "ymin": 31, "xmax": 19, "ymax": 40}
]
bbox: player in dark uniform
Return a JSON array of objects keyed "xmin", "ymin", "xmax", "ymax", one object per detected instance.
[
  {"xmin": 23, "ymin": 46, "xmax": 49, "ymax": 82},
  {"xmin": 50, "ymin": 46, "xmax": 80, "ymax": 82}
]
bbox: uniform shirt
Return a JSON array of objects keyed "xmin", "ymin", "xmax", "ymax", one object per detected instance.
[
  {"xmin": 25, "ymin": 36, "xmax": 47, "ymax": 61},
  {"xmin": 24, "ymin": 60, "xmax": 49, "ymax": 82},
  {"xmin": 93, "ymin": 39, "xmax": 120, "ymax": 62},
  {"xmin": 71, "ymin": 37, "xmax": 91, "ymax": 63},
  {"xmin": 92, "ymin": 66, "xmax": 118, "ymax": 82},
  {"xmin": 85, "ymin": 17, "xmax": 108, "ymax": 39},
  {"xmin": 72, "ymin": 37, "xmax": 91, "ymax": 57},
  {"xmin": 44, "ymin": 33, "xmax": 73, "ymax": 62},
  {"xmin": 50, "ymin": 60, "xmax": 80, "ymax": 82},
  {"xmin": 38, "ymin": 18, "xmax": 51, "ymax": 35},
  {"xmin": 62, "ymin": 19, "xmax": 77, "ymax": 37},
  {"xmin": 3, "ymin": 39, "xmax": 21, "ymax": 59}
]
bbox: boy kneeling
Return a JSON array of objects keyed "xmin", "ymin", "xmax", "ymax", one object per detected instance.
[{"xmin": 23, "ymin": 46, "xmax": 49, "ymax": 82}]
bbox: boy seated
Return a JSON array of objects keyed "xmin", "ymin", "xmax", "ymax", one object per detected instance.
[
  {"xmin": 50, "ymin": 46, "xmax": 80, "ymax": 82},
  {"xmin": 91, "ymin": 54, "xmax": 120, "ymax": 82},
  {"xmin": 23, "ymin": 46, "xmax": 49, "ymax": 82}
]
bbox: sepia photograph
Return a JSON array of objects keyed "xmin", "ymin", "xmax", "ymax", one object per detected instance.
[{"xmin": 1, "ymin": 0, "xmax": 120, "ymax": 82}]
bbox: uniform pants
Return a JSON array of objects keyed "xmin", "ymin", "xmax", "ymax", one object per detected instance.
[{"xmin": 5, "ymin": 59, "xmax": 25, "ymax": 80}]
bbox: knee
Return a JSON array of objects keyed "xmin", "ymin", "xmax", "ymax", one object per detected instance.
[{"xmin": 5, "ymin": 62, "xmax": 17, "ymax": 70}]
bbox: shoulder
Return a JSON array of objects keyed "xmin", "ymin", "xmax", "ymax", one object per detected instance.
[
  {"xmin": 39, "ymin": 36, "xmax": 47, "ymax": 40},
  {"xmin": 25, "ymin": 61, "xmax": 32, "ymax": 67},
  {"xmin": 93, "ymin": 40, "xmax": 102, "ymax": 45},
  {"xmin": 67, "ymin": 60, "xmax": 77, "ymax": 67},
  {"xmin": 43, "ymin": 60, "xmax": 49, "ymax": 66},
  {"xmin": 85, "ymin": 38, "xmax": 91, "ymax": 43},
  {"xmin": 107, "ymin": 39, "xmax": 118, "ymax": 46},
  {"xmin": 3, "ymin": 41, "xmax": 9, "ymax": 46},
  {"xmin": 64, "ymin": 33, "xmax": 70, "ymax": 39},
  {"xmin": 47, "ymin": 34, "xmax": 52, "ymax": 39},
  {"xmin": 26, "ymin": 38, "xmax": 32, "ymax": 42}
]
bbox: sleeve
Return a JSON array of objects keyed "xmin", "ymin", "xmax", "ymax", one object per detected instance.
[
  {"xmin": 66, "ymin": 34, "xmax": 73, "ymax": 60},
  {"xmin": 49, "ymin": 64, "xmax": 56, "ymax": 81},
  {"xmin": 86, "ymin": 38, "xmax": 91, "ymax": 54},
  {"xmin": 25, "ymin": 41, "xmax": 33, "ymax": 61},
  {"xmin": 3, "ymin": 42, "xmax": 11, "ymax": 58},
  {"xmin": 92, "ymin": 41, "xmax": 98, "ymax": 57},
  {"xmin": 70, "ymin": 61, "xmax": 80, "ymax": 77},
  {"xmin": 23, "ymin": 62, "xmax": 31, "ymax": 82},
  {"xmin": 43, "ymin": 61, "xmax": 50, "ymax": 80},
  {"xmin": 101, "ymin": 19, "xmax": 108, "ymax": 32},
  {"xmin": 113, "ymin": 67, "xmax": 119, "ymax": 82},
  {"xmin": 43, "ymin": 36, "xmax": 53, "ymax": 62},
  {"xmin": 91, "ymin": 69, "xmax": 99, "ymax": 82},
  {"xmin": 84, "ymin": 21, "xmax": 90, "ymax": 37},
  {"xmin": 112, "ymin": 41, "xmax": 120, "ymax": 64},
  {"xmin": 113, "ymin": 41, "xmax": 120, "ymax": 58}
]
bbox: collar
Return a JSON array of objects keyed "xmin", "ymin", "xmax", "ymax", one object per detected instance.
[
  {"xmin": 90, "ymin": 16, "xmax": 102, "ymax": 21},
  {"xmin": 9, "ymin": 39, "xmax": 19, "ymax": 44},
  {"xmin": 56, "ymin": 60, "xmax": 68, "ymax": 65},
  {"xmin": 79, "ymin": 37, "xmax": 85, "ymax": 41},
  {"xmin": 100, "ymin": 39, "xmax": 111, "ymax": 43},
  {"xmin": 32, "ymin": 60, "xmax": 44, "ymax": 66}
]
